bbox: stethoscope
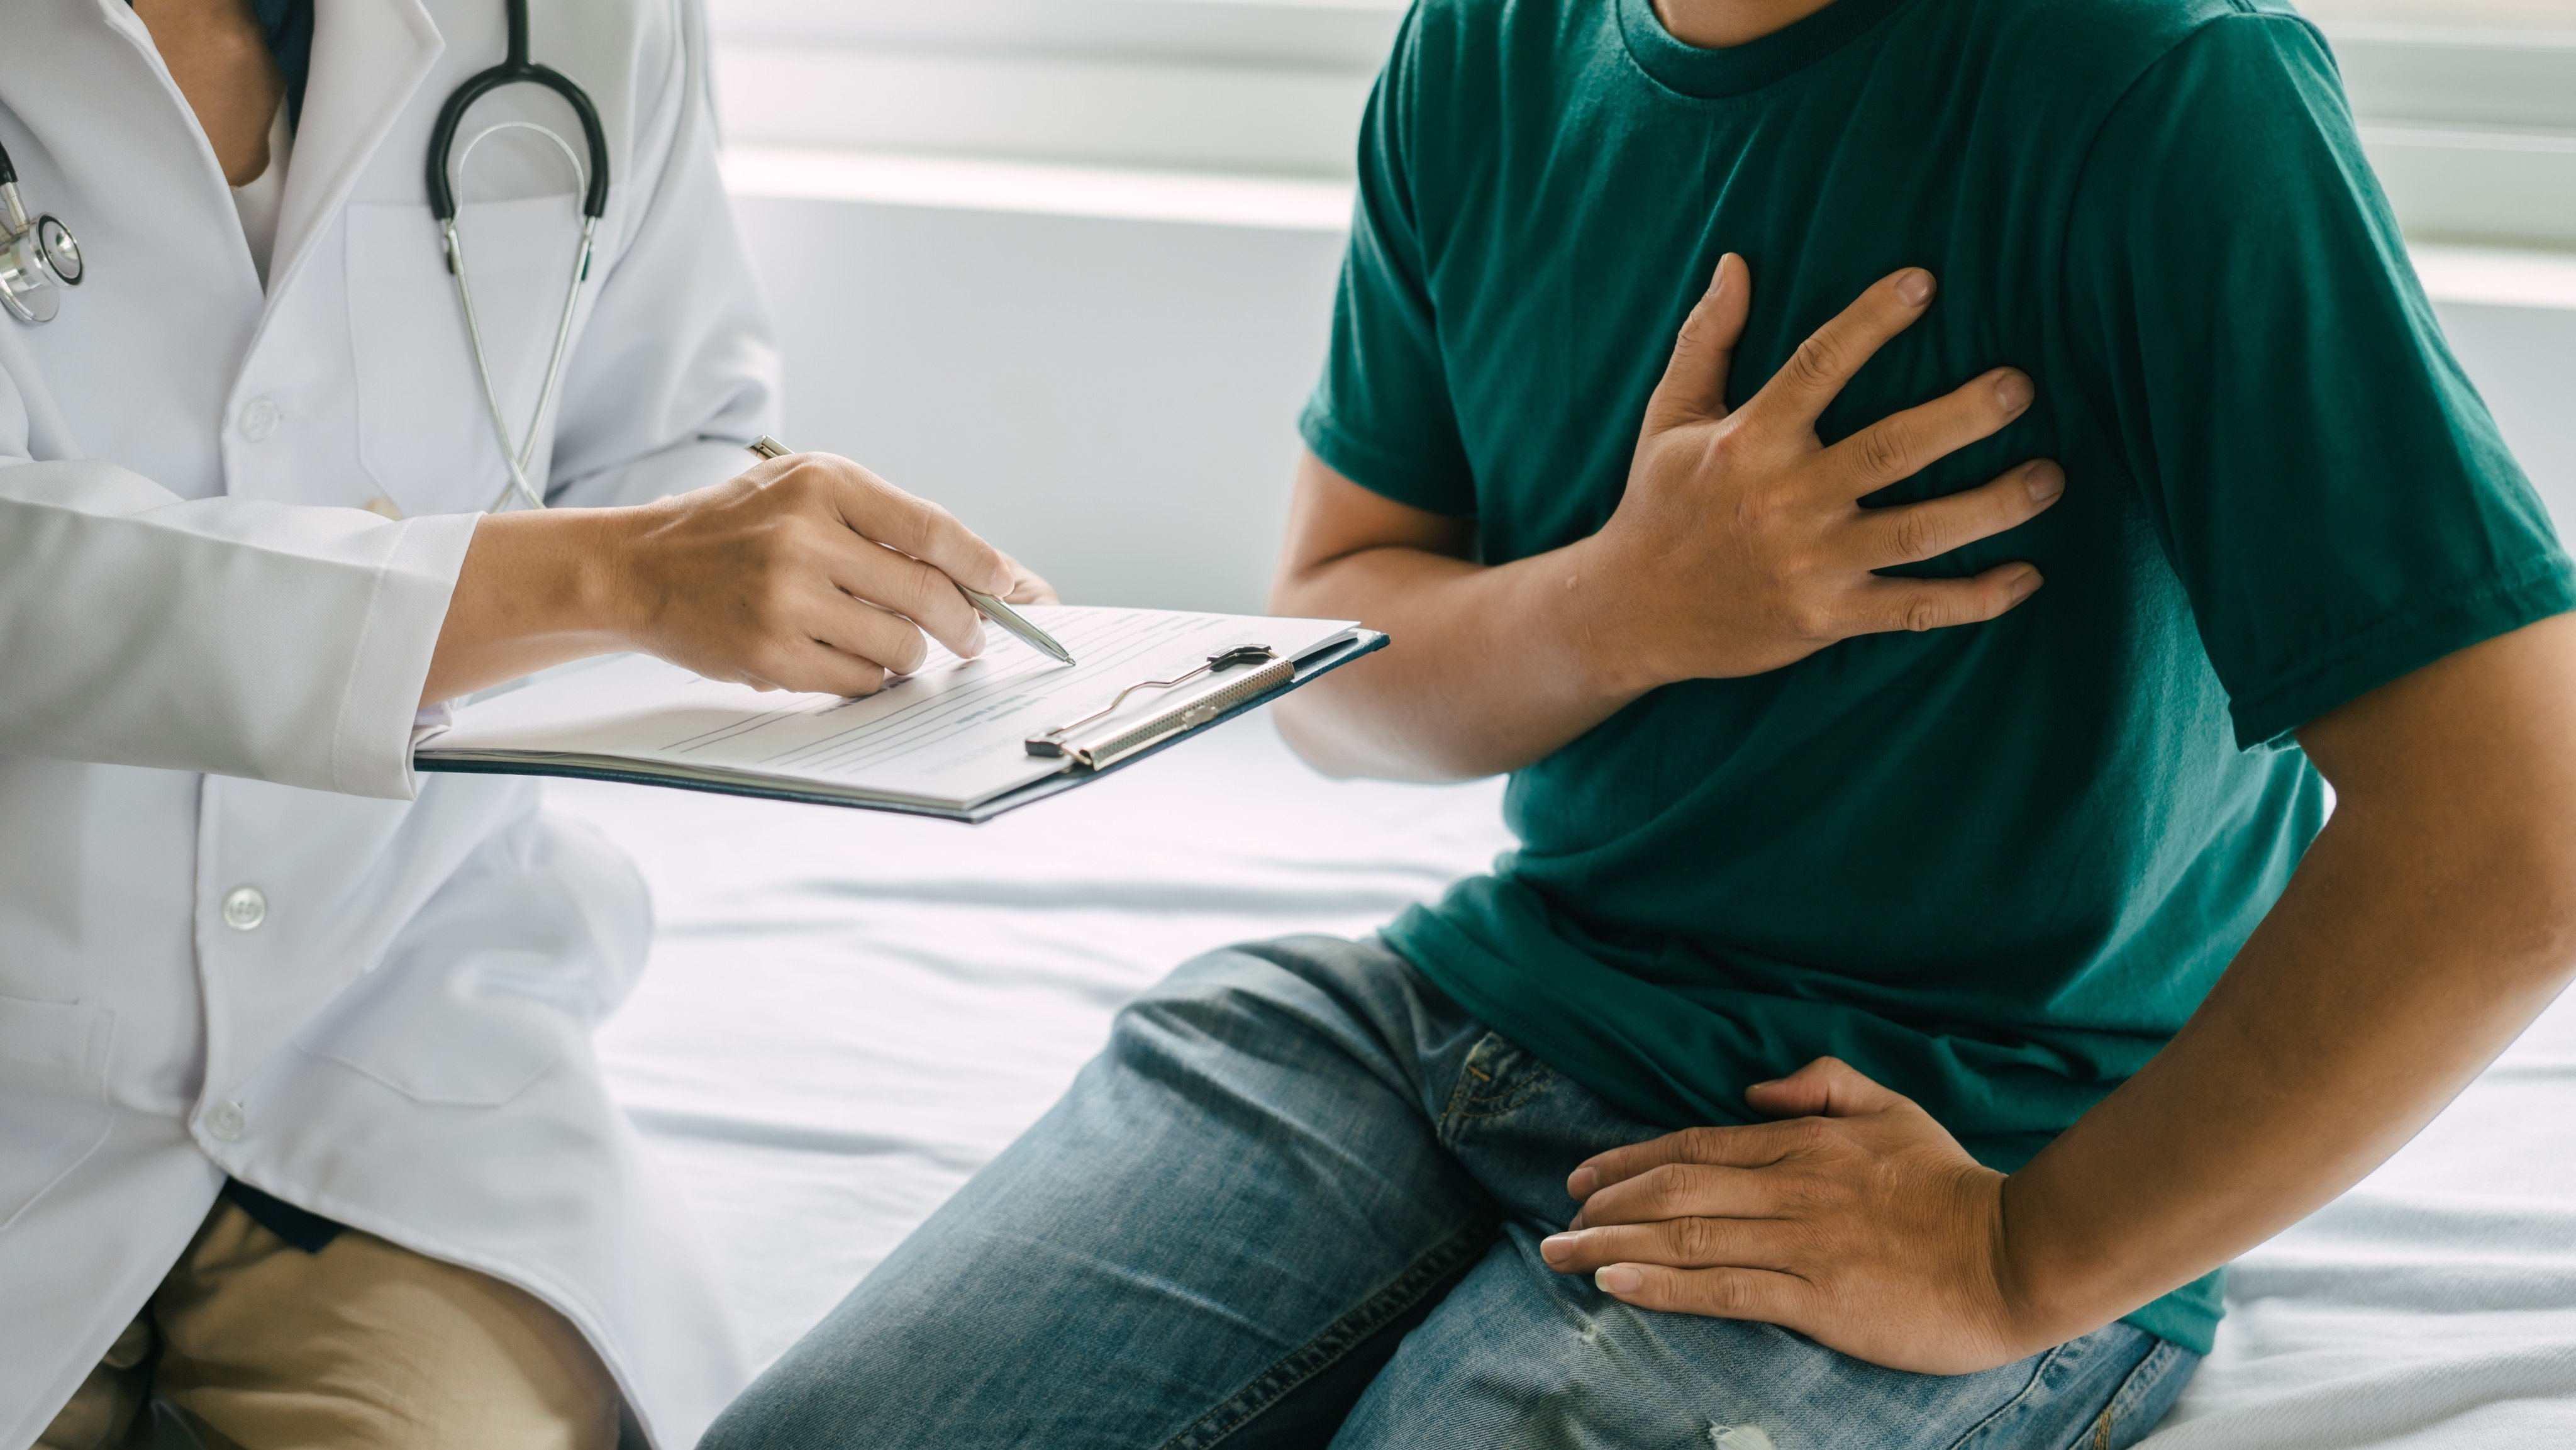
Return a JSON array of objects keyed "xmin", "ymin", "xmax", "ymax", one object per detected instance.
[
  {"xmin": 430, "ymin": 0, "xmax": 611, "ymax": 512},
  {"xmin": 0, "ymin": 139, "xmax": 85, "ymax": 325},
  {"xmin": 0, "ymin": 0, "xmax": 606, "ymax": 516}
]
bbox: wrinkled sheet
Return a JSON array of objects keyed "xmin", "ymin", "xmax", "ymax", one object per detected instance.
[{"xmin": 552, "ymin": 711, "xmax": 2576, "ymax": 1442}]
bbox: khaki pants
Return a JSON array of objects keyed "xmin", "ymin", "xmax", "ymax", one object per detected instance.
[{"xmin": 38, "ymin": 1198, "xmax": 619, "ymax": 1450}]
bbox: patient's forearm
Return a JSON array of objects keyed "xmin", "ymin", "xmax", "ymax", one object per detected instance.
[
  {"xmin": 1270, "ymin": 473, "xmax": 1649, "ymax": 781},
  {"xmin": 2001, "ymin": 615, "xmax": 2576, "ymax": 1346}
]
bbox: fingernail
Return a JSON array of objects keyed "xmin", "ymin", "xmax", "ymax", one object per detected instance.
[
  {"xmin": 1748, "ymin": 1079, "xmax": 1782, "ymax": 1091},
  {"xmin": 1896, "ymin": 269, "xmax": 1935, "ymax": 306},
  {"xmin": 1994, "ymin": 372, "xmax": 2033, "ymax": 414},
  {"xmin": 2025, "ymin": 462, "xmax": 2064, "ymax": 503},
  {"xmin": 1567, "ymin": 1210, "xmax": 1586, "ymax": 1231},
  {"xmin": 1567, "ymin": 1166, "xmax": 1598, "ymax": 1197},
  {"xmin": 1541, "ymin": 1234, "xmax": 1578, "ymax": 1264},
  {"xmin": 1597, "ymin": 1266, "xmax": 1644, "ymax": 1294},
  {"xmin": 2011, "ymin": 567, "xmax": 2042, "ymax": 602}
]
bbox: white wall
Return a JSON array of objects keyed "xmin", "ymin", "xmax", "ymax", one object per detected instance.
[
  {"xmin": 2438, "ymin": 299, "xmax": 2576, "ymax": 523},
  {"xmin": 735, "ymin": 198, "xmax": 1343, "ymax": 614}
]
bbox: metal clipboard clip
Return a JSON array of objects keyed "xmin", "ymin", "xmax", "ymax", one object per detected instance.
[{"xmin": 1026, "ymin": 644, "xmax": 1291, "ymax": 769}]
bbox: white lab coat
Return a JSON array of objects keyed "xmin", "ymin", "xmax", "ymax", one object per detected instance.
[{"xmin": 0, "ymin": 2, "xmax": 779, "ymax": 1446}]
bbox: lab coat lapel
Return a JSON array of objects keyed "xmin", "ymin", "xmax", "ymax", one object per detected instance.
[
  {"xmin": 0, "ymin": 4, "xmax": 246, "ymax": 276},
  {"xmin": 0, "ymin": 4, "xmax": 260, "ymax": 493},
  {"xmin": 269, "ymin": 0, "xmax": 443, "ymax": 299}
]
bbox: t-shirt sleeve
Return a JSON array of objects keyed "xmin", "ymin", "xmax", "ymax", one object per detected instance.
[
  {"xmin": 2063, "ymin": 11, "xmax": 2574, "ymax": 749},
  {"xmin": 1297, "ymin": 8, "xmax": 1478, "ymax": 515}
]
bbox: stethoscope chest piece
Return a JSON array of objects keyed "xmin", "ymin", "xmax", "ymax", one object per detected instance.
[{"xmin": 0, "ymin": 172, "xmax": 82, "ymax": 326}]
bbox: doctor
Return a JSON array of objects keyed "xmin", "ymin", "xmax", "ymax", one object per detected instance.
[{"xmin": 0, "ymin": 2, "xmax": 1041, "ymax": 1447}]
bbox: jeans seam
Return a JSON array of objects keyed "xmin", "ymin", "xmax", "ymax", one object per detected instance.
[
  {"xmin": 1451, "ymin": 1077, "xmax": 1550, "ymax": 1123},
  {"xmin": 1938, "ymin": 1340, "xmax": 2072, "ymax": 1450},
  {"xmin": 1152, "ymin": 1216, "xmax": 1497, "ymax": 1450},
  {"xmin": 1433, "ymin": 1038, "xmax": 1495, "ymax": 1134},
  {"xmin": 1435, "ymin": 1077, "xmax": 1475, "ymax": 1135}
]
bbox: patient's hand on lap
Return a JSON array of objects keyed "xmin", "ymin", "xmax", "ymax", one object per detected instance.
[{"xmin": 1540, "ymin": 1057, "xmax": 2035, "ymax": 1376}]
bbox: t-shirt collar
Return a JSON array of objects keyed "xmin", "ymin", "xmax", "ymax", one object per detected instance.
[{"xmin": 1618, "ymin": 0, "xmax": 1918, "ymax": 99}]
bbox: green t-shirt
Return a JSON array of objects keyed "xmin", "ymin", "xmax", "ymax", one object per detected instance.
[{"xmin": 1299, "ymin": 0, "xmax": 2572, "ymax": 1353}]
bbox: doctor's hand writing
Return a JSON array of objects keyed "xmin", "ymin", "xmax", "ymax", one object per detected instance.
[
  {"xmin": 423, "ymin": 450, "xmax": 1040, "ymax": 705},
  {"xmin": 1537, "ymin": 1057, "xmax": 2045, "ymax": 1377}
]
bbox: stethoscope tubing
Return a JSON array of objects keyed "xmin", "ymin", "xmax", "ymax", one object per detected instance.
[
  {"xmin": 425, "ymin": 0, "xmax": 613, "ymax": 513},
  {"xmin": 425, "ymin": 0, "xmax": 610, "ymax": 225},
  {"xmin": 445, "ymin": 212, "xmax": 597, "ymax": 513}
]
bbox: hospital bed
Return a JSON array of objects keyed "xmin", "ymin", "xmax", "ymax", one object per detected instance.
[{"xmin": 554, "ymin": 710, "xmax": 2576, "ymax": 1447}]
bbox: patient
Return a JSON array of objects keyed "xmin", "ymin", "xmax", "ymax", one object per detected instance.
[{"xmin": 706, "ymin": 0, "xmax": 2576, "ymax": 1444}]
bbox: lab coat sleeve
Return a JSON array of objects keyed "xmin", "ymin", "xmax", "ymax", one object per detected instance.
[
  {"xmin": 0, "ymin": 362, "xmax": 474, "ymax": 798},
  {"xmin": 542, "ymin": 0, "xmax": 779, "ymax": 511}
]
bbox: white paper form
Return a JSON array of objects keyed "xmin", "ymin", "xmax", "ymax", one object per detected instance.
[{"xmin": 419, "ymin": 607, "xmax": 1358, "ymax": 810}]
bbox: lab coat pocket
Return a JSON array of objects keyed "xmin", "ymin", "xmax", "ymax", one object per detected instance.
[
  {"xmin": 345, "ymin": 196, "xmax": 582, "ymax": 515},
  {"xmin": 0, "ymin": 995, "xmax": 114, "ymax": 1230},
  {"xmin": 293, "ymin": 810, "xmax": 650, "ymax": 1107}
]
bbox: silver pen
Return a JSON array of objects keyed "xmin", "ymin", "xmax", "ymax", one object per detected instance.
[{"xmin": 745, "ymin": 436, "xmax": 1075, "ymax": 666}]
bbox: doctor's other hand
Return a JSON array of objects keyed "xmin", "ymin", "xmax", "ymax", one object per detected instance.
[
  {"xmin": 425, "ymin": 449, "xmax": 1021, "ymax": 705},
  {"xmin": 1586, "ymin": 254, "xmax": 2063, "ymax": 687},
  {"xmin": 1538, "ymin": 1057, "xmax": 2045, "ymax": 1377},
  {"xmin": 993, "ymin": 549, "xmax": 1062, "ymax": 607}
]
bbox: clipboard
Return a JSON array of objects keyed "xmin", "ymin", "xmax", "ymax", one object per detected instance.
[{"xmin": 418, "ymin": 626, "xmax": 1387, "ymax": 823}]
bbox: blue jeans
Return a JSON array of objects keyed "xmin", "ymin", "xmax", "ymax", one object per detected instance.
[{"xmin": 704, "ymin": 936, "xmax": 2197, "ymax": 1449}]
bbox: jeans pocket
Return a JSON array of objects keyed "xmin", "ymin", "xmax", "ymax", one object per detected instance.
[
  {"xmin": 1436, "ymin": 1031, "xmax": 1560, "ymax": 1141},
  {"xmin": 2062, "ymin": 1338, "xmax": 2199, "ymax": 1450},
  {"xmin": 1948, "ymin": 1324, "xmax": 2187, "ymax": 1450}
]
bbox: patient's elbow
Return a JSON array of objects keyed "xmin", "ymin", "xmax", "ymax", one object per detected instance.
[
  {"xmin": 2502, "ymin": 832, "xmax": 2576, "ymax": 971},
  {"xmin": 2454, "ymin": 799, "xmax": 2576, "ymax": 979},
  {"xmin": 1272, "ymin": 691, "xmax": 1370, "ymax": 780}
]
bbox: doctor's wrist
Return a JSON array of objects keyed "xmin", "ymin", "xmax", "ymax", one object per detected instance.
[
  {"xmin": 473, "ymin": 505, "xmax": 636, "ymax": 640},
  {"xmin": 423, "ymin": 508, "xmax": 634, "ymax": 705}
]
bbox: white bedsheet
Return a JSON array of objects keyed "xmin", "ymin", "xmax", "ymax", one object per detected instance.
[
  {"xmin": 560, "ymin": 711, "xmax": 1516, "ymax": 1371},
  {"xmin": 550, "ymin": 711, "xmax": 2576, "ymax": 1444}
]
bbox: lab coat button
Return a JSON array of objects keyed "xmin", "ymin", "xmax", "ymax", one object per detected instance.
[
  {"xmin": 220, "ymin": 886, "xmax": 268, "ymax": 931},
  {"xmin": 207, "ymin": 1102, "xmax": 246, "ymax": 1142},
  {"xmin": 238, "ymin": 398, "xmax": 280, "ymax": 441}
]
